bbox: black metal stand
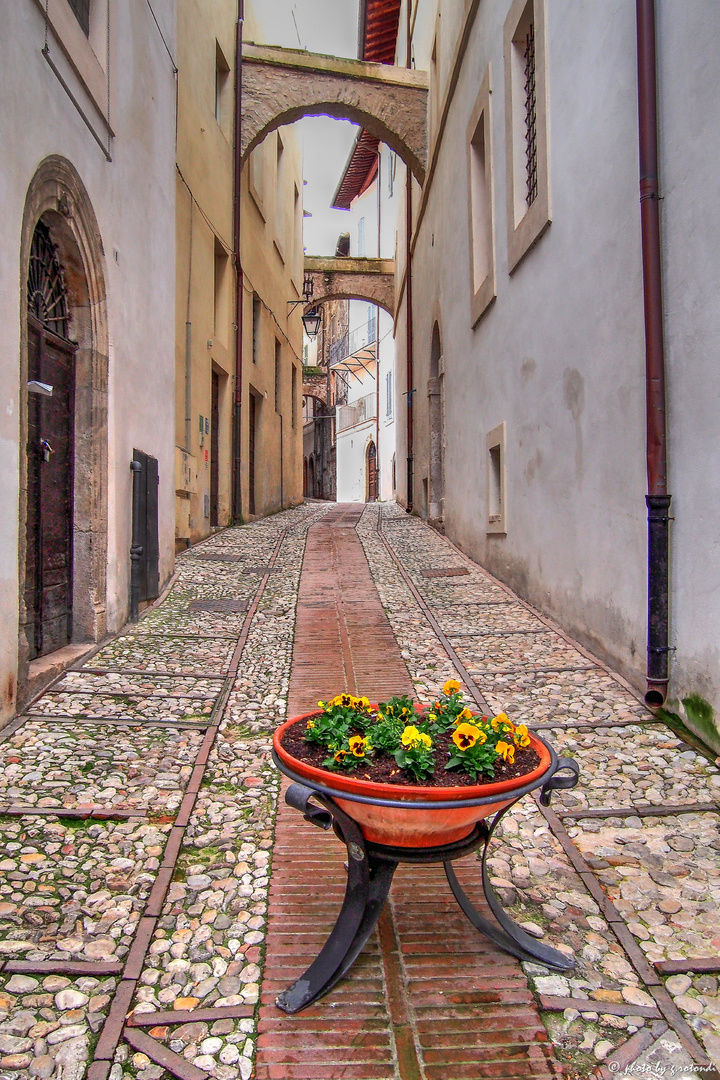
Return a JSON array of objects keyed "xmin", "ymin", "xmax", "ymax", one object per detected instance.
[{"xmin": 276, "ymin": 764, "xmax": 578, "ymax": 1014}]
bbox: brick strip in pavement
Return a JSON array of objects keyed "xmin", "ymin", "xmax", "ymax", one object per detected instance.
[{"xmin": 257, "ymin": 506, "xmax": 562, "ymax": 1080}]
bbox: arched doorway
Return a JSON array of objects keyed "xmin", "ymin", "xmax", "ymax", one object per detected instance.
[
  {"xmin": 428, "ymin": 322, "xmax": 444, "ymax": 522},
  {"xmin": 24, "ymin": 221, "xmax": 76, "ymax": 658},
  {"xmin": 18, "ymin": 157, "xmax": 109, "ymax": 687},
  {"xmin": 366, "ymin": 441, "xmax": 378, "ymax": 502}
]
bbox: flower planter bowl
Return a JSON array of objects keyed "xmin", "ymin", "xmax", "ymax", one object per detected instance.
[{"xmin": 273, "ymin": 710, "xmax": 556, "ymax": 848}]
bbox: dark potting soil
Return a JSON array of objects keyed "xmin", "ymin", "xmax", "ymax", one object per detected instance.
[{"xmin": 279, "ymin": 719, "xmax": 541, "ymax": 789}]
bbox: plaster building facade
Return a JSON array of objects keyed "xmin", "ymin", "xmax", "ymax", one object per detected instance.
[
  {"xmin": 387, "ymin": 0, "xmax": 720, "ymax": 745},
  {"xmin": 175, "ymin": 0, "xmax": 304, "ymax": 544},
  {"xmin": 0, "ymin": 0, "xmax": 177, "ymax": 721}
]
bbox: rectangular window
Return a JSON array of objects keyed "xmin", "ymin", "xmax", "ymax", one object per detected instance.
[
  {"xmin": 291, "ymin": 365, "xmax": 298, "ymax": 428},
  {"xmin": 252, "ymin": 294, "xmax": 261, "ymax": 365},
  {"xmin": 275, "ymin": 133, "xmax": 285, "ymax": 261},
  {"xmin": 249, "ymin": 145, "xmax": 266, "ymax": 219},
  {"xmin": 68, "ymin": 0, "xmax": 90, "ymax": 36},
  {"xmin": 386, "ymin": 370, "xmax": 393, "ymax": 418},
  {"xmin": 357, "ymin": 216, "xmax": 365, "ymax": 257},
  {"xmin": 368, "ymin": 305, "xmax": 377, "ymax": 343},
  {"xmin": 274, "ymin": 339, "xmax": 282, "ymax": 413},
  {"xmin": 215, "ymin": 42, "xmax": 230, "ymax": 135},
  {"xmin": 486, "ymin": 422, "xmax": 507, "ymax": 534},
  {"xmin": 213, "ymin": 239, "xmax": 229, "ymax": 342},
  {"xmin": 467, "ymin": 66, "xmax": 496, "ymax": 325},
  {"xmin": 504, "ymin": 0, "xmax": 550, "ymax": 272}
]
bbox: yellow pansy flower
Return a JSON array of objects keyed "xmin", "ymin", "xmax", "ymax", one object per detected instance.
[
  {"xmin": 401, "ymin": 725, "xmax": 422, "ymax": 747},
  {"xmin": 452, "ymin": 723, "xmax": 482, "ymax": 750},
  {"xmin": 514, "ymin": 724, "xmax": 531, "ymax": 748},
  {"xmin": 496, "ymin": 740, "xmax": 515, "ymax": 763},
  {"xmin": 348, "ymin": 735, "xmax": 371, "ymax": 758},
  {"xmin": 334, "ymin": 750, "xmax": 347, "ymax": 762},
  {"xmin": 306, "ymin": 720, "xmax": 315, "ymax": 730},
  {"xmin": 443, "ymin": 679, "xmax": 462, "ymax": 695}
]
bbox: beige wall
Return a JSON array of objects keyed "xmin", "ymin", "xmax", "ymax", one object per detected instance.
[
  {"xmin": 175, "ymin": 0, "xmax": 303, "ymax": 541},
  {"xmin": 239, "ymin": 122, "xmax": 304, "ymax": 519}
]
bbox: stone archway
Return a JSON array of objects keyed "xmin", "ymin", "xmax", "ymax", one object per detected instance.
[
  {"xmin": 428, "ymin": 321, "xmax": 444, "ymax": 524},
  {"xmin": 242, "ymin": 44, "xmax": 428, "ymax": 184},
  {"xmin": 304, "ymin": 257, "xmax": 395, "ymax": 318},
  {"xmin": 18, "ymin": 157, "xmax": 109, "ymax": 697}
]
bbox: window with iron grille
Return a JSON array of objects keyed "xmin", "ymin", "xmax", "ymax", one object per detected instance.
[
  {"xmin": 68, "ymin": 0, "xmax": 90, "ymax": 36},
  {"xmin": 523, "ymin": 24, "xmax": 538, "ymax": 207},
  {"xmin": 386, "ymin": 370, "xmax": 393, "ymax": 418},
  {"xmin": 503, "ymin": 0, "xmax": 550, "ymax": 271}
]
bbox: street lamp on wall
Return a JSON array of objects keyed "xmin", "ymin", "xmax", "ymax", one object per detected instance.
[{"xmin": 301, "ymin": 309, "xmax": 322, "ymax": 338}]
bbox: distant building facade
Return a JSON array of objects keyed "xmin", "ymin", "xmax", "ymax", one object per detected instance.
[
  {"xmin": 175, "ymin": 0, "xmax": 304, "ymax": 544},
  {"xmin": 0, "ymin": 0, "xmax": 177, "ymax": 719}
]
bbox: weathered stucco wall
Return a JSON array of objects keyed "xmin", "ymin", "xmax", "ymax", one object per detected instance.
[
  {"xmin": 394, "ymin": 0, "xmax": 720, "ymax": 723},
  {"xmin": 0, "ymin": 0, "xmax": 177, "ymax": 720}
]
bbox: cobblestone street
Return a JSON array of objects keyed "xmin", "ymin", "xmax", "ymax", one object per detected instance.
[{"xmin": 0, "ymin": 502, "xmax": 718, "ymax": 1080}]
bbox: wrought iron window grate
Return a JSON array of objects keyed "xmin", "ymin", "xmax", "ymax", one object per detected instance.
[
  {"xmin": 523, "ymin": 24, "xmax": 538, "ymax": 208},
  {"xmin": 27, "ymin": 221, "xmax": 70, "ymax": 338}
]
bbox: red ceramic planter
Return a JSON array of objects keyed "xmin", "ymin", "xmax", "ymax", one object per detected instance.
[{"xmin": 273, "ymin": 711, "xmax": 553, "ymax": 848}]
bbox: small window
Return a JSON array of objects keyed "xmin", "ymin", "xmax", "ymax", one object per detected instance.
[
  {"xmin": 249, "ymin": 144, "xmax": 266, "ymax": 219},
  {"xmin": 368, "ymin": 305, "xmax": 377, "ymax": 343},
  {"xmin": 504, "ymin": 0, "xmax": 550, "ymax": 272},
  {"xmin": 252, "ymin": 294, "xmax": 261, "ymax": 365},
  {"xmin": 357, "ymin": 217, "xmax": 365, "ymax": 257},
  {"xmin": 386, "ymin": 370, "xmax": 393, "ymax": 418},
  {"xmin": 213, "ymin": 239, "xmax": 229, "ymax": 342},
  {"xmin": 215, "ymin": 43, "xmax": 230, "ymax": 135},
  {"xmin": 486, "ymin": 422, "xmax": 507, "ymax": 534},
  {"xmin": 68, "ymin": 0, "xmax": 90, "ymax": 36},
  {"xmin": 291, "ymin": 365, "xmax": 298, "ymax": 428},
  {"xmin": 275, "ymin": 133, "xmax": 285, "ymax": 261},
  {"xmin": 467, "ymin": 65, "xmax": 496, "ymax": 325},
  {"xmin": 274, "ymin": 339, "xmax": 282, "ymax": 413}
]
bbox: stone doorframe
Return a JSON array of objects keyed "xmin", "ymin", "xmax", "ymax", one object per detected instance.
[
  {"xmin": 241, "ymin": 44, "xmax": 429, "ymax": 184},
  {"xmin": 17, "ymin": 156, "xmax": 109, "ymax": 694}
]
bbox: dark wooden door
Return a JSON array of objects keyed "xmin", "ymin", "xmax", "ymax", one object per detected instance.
[
  {"xmin": 210, "ymin": 371, "xmax": 219, "ymax": 526},
  {"xmin": 24, "ymin": 316, "xmax": 76, "ymax": 659},
  {"xmin": 248, "ymin": 393, "xmax": 256, "ymax": 515},
  {"xmin": 366, "ymin": 441, "xmax": 378, "ymax": 502}
]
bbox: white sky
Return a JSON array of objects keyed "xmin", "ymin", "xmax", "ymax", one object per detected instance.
[{"xmin": 247, "ymin": 0, "xmax": 362, "ymax": 256}]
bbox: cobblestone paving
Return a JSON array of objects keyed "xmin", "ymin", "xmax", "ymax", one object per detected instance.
[
  {"xmin": 0, "ymin": 500, "xmax": 717, "ymax": 1080},
  {"xmin": 357, "ymin": 503, "xmax": 720, "ymax": 1078}
]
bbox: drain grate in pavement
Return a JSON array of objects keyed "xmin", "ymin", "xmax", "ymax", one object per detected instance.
[
  {"xmin": 187, "ymin": 599, "xmax": 249, "ymax": 613},
  {"xmin": 242, "ymin": 565, "xmax": 280, "ymax": 574},
  {"xmin": 421, "ymin": 567, "xmax": 470, "ymax": 578}
]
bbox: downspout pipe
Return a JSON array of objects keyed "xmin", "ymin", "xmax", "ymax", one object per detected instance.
[
  {"xmin": 636, "ymin": 0, "xmax": 671, "ymax": 706},
  {"xmin": 405, "ymin": 0, "xmax": 414, "ymax": 513},
  {"xmin": 232, "ymin": 1, "xmax": 245, "ymax": 523}
]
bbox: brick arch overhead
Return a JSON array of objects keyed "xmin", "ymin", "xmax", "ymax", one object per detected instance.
[{"xmin": 241, "ymin": 45, "xmax": 428, "ymax": 184}]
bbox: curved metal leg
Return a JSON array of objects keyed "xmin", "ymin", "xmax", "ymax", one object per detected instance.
[
  {"xmin": 275, "ymin": 788, "xmax": 397, "ymax": 1013},
  {"xmin": 444, "ymin": 802, "xmax": 574, "ymax": 971}
]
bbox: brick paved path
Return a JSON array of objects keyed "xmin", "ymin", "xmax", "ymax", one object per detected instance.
[
  {"xmin": 0, "ymin": 502, "xmax": 717, "ymax": 1080},
  {"xmin": 257, "ymin": 507, "xmax": 561, "ymax": 1080}
]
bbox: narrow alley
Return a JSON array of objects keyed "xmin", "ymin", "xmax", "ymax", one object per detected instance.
[{"xmin": 0, "ymin": 503, "xmax": 717, "ymax": 1080}]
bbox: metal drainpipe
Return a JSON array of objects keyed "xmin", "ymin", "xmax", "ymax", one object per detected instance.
[
  {"xmin": 232, "ymin": 2, "xmax": 245, "ymax": 523},
  {"xmin": 404, "ymin": 1, "xmax": 414, "ymax": 512},
  {"xmin": 637, "ymin": 0, "xmax": 671, "ymax": 707},
  {"xmin": 185, "ymin": 198, "xmax": 193, "ymax": 453},
  {"xmin": 376, "ymin": 147, "xmax": 381, "ymax": 499}
]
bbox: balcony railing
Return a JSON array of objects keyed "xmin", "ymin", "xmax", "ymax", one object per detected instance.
[
  {"xmin": 329, "ymin": 322, "xmax": 378, "ymax": 368},
  {"xmin": 336, "ymin": 393, "xmax": 377, "ymax": 433}
]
